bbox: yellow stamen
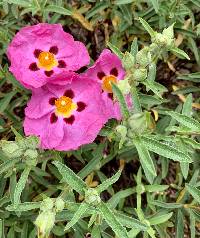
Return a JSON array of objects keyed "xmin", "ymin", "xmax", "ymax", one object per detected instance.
[
  {"xmin": 55, "ymin": 96, "xmax": 77, "ymax": 117},
  {"xmin": 102, "ymin": 75, "xmax": 117, "ymax": 93},
  {"xmin": 37, "ymin": 51, "xmax": 58, "ymax": 71}
]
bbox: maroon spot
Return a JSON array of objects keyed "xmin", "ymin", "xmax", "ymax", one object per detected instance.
[
  {"xmin": 77, "ymin": 102, "xmax": 86, "ymax": 112},
  {"xmin": 49, "ymin": 97, "xmax": 57, "ymax": 105},
  {"xmin": 64, "ymin": 115, "xmax": 75, "ymax": 125},
  {"xmin": 64, "ymin": 89, "xmax": 74, "ymax": 99},
  {"xmin": 50, "ymin": 113, "xmax": 58, "ymax": 123},
  {"xmin": 34, "ymin": 49, "xmax": 42, "ymax": 58},
  {"xmin": 45, "ymin": 70, "xmax": 54, "ymax": 77},
  {"xmin": 29, "ymin": 62, "xmax": 39, "ymax": 71},
  {"xmin": 97, "ymin": 71, "xmax": 105, "ymax": 80},
  {"xmin": 108, "ymin": 93, "xmax": 113, "ymax": 100},
  {"xmin": 49, "ymin": 46, "xmax": 58, "ymax": 55},
  {"xmin": 58, "ymin": 60, "xmax": 66, "ymax": 68},
  {"xmin": 110, "ymin": 68, "xmax": 118, "ymax": 77}
]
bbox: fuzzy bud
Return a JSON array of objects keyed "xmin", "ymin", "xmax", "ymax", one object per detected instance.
[
  {"xmin": 85, "ymin": 188, "xmax": 101, "ymax": 206},
  {"xmin": 1, "ymin": 141, "xmax": 23, "ymax": 158},
  {"xmin": 55, "ymin": 197, "xmax": 65, "ymax": 212},
  {"xmin": 132, "ymin": 68, "xmax": 147, "ymax": 81}
]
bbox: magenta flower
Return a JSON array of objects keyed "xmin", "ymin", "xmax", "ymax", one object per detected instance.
[
  {"xmin": 83, "ymin": 49, "xmax": 126, "ymax": 120},
  {"xmin": 24, "ymin": 74, "xmax": 109, "ymax": 151},
  {"xmin": 7, "ymin": 23, "xmax": 90, "ymax": 89}
]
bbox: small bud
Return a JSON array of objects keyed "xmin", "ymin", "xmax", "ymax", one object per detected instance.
[
  {"xmin": 136, "ymin": 184, "xmax": 145, "ymax": 194},
  {"xmin": 24, "ymin": 149, "xmax": 38, "ymax": 160},
  {"xmin": 35, "ymin": 211, "xmax": 55, "ymax": 238},
  {"xmin": 116, "ymin": 125, "xmax": 127, "ymax": 149},
  {"xmin": 132, "ymin": 68, "xmax": 147, "ymax": 81},
  {"xmin": 55, "ymin": 197, "xmax": 65, "ymax": 212},
  {"xmin": 40, "ymin": 198, "xmax": 54, "ymax": 212},
  {"xmin": 117, "ymin": 78, "xmax": 131, "ymax": 95},
  {"xmin": 1, "ymin": 141, "xmax": 23, "ymax": 158},
  {"xmin": 136, "ymin": 47, "xmax": 151, "ymax": 67},
  {"xmin": 162, "ymin": 24, "xmax": 174, "ymax": 40},
  {"xmin": 122, "ymin": 52, "xmax": 135, "ymax": 70},
  {"xmin": 128, "ymin": 113, "xmax": 147, "ymax": 133},
  {"xmin": 26, "ymin": 136, "xmax": 39, "ymax": 149},
  {"xmin": 85, "ymin": 188, "xmax": 101, "ymax": 206}
]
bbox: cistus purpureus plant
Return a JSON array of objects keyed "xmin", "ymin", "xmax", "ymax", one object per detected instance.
[{"xmin": 1, "ymin": 1, "xmax": 200, "ymax": 237}]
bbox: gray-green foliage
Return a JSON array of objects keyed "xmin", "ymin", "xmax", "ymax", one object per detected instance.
[{"xmin": 1, "ymin": 0, "xmax": 200, "ymax": 237}]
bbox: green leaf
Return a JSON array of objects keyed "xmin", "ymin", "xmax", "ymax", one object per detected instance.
[
  {"xmin": 86, "ymin": 2, "xmax": 110, "ymax": 19},
  {"xmin": 133, "ymin": 136, "xmax": 157, "ymax": 182},
  {"xmin": 131, "ymin": 87, "xmax": 142, "ymax": 113},
  {"xmin": 97, "ymin": 170, "xmax": 121, "ymax": 193},
  {"xmin": 111, "ymin": 82, "xmax": 130, "ymax": 119},
  {"xmin": 6, "ymin": 202, "xmax": 41, "ymax": 211},
  {"xmin": 52, "ymin": 161, "xmax": 87, "ymax": 195},
  {"xmin": 166, "ymin": 111, "xmax": 200, "ymax": 132},
  {"xmin": 170, "ymin": 47, "xmax": 190, "ymax": 60},
  {"xmin": 64, "ymin": 203, "xmax": 89, "ymax": 231},
  {"xmin": 149, "ymin": 212, "xmax": 173, "ymax": 225},
  {"xmin": 130, "ymin": 38, "xmax": 138, "ymax": 58},
  {"xmin": 182, "ymin": 94, "xmax": 192, "ymax": 116},
  {"xmin": 186, "ymin": 184, "xmax": 200, "ymax": 202},
  {"xmin": 150, "ymin": 0, "xmax": 159, "ymax": 12},
  {"xmin": 7, "ymin": 0, "xmax": 30, "ymax": 7},
  {"xmin": 145, "ymin": 185, "xmax": 168, "ymax": 192},
  {"xmin": 44, "ymin": 5, "xmax": 72, "ymax": 15},
  {"xmin": 14, "ymin": 167, "xmax": 31, "ymax": 206},
  {"xmin": 114, "ymin": 0, "xmax": 134, "ymax": 4},
  {"xmin": 150, "ymin": 200, "xmax": 183, "ymax": 209},
  {"xmin": 116, "ymin": 213, "xmax": 148, "ymax": 231},
  {"xmin": 107, "ymin": 42, "xmax": 124, "ymax": 59},
  {"xmin": 176, "ymin": 210, "xmax": 184, "ymax": 238},
  {"xmin": 141, "ymin": 136, "xmax": 192, "ymax": 163},
  {"xmin": 98, "ymin": 202, "xmax": 129, "ymax": 238},
  {"xmin": 0, "ymin": 91, "xmax": 16, "ymax": 113},
  {"xmin": 0, "ymin": 157, "xmax": 21, "ymax": 176},
  {"xmin": 138, "ymin": 18, "xmax": 156, "ymax": 38}
]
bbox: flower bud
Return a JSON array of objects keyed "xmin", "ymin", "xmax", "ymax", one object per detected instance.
[
  {"xmin": 132, "ymin": 68, "xmax": 147, "ymax": 81},
  {"xmin": 55, "ymin": 197, "xmax": 65, "ymax": 212},
  {"xmin": 136, "ymin": 47, "xmax": 151, "ymax": 67},
  {"xmin": 40, "ymin": 198, "xmax": 54, "ymax": 212},
  {"xmin": 116, "ymin": 125, "xmax": 127, "ymax": 149},
  {"xmin": 122, "ymin": 52, "xmax": 135, "ymax": 70},
  {"xmin": 117, "ymin": 78, "xmax": 131, "ymax": 95},
  {"xmin": 136, "ymin": 184, "xmax": 145, "ymax": 194},
  {"xmin": 85, "ymin": 188, "xmax": 101, "ymax": 206},
  {"xmin": 128, "ymin": 113, "xmax": 148, "ymax": 133},
  {"xmin": 1, "ymin": 141, "xmax": 23, "ymax": 158},
  {"xmin": 35, "ymin": 211, "xmax": 55, "ymax": 238}
]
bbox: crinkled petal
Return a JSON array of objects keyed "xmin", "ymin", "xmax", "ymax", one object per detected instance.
[
  {"xmin": 24, "ymin": 115, "xmax": 64, "ymax": 149},
  {"xmin": 7, "ymin": 23, "xmax": 89, "ymax": 89}
]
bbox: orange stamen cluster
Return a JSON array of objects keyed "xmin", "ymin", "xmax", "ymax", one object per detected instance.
[
  {"xmin": 55, "ymin": 96, "xmax": 77, "ymax": 117},
  {"xmin": 102, "ymin": 75, "xmax": 117, "ymax": 93},
  {"xmin": 38, "ymin": 51, "xmax": 58, "ymax": 71}
]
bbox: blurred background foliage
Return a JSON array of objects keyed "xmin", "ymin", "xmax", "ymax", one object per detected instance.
[{"xmin": 1, "ymin": 0, "xmax": 200, "ymax": 237}]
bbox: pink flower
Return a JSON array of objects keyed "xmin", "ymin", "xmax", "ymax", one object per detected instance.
[
  {"xmin": 7, "ymin": 23, "xmax": 90, "ymax": 89},
  {"xmin": 83, "ymin": 49, "xmax": 126, "ymax": 120},
  {"xmin": 24, "ymin": 74, "xmax": 109, "ymax": 151}
]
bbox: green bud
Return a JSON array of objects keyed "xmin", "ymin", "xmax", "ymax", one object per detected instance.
[
  {"xmin": 136, "ymin": 184, "xmax": 145, "ymax": 194},
  {"xmin": 55, "ymin": 197, "xmax": 65, "ymax": 212},
  {"xmin": 153, "ymin": 32, "xmax": 174, "ymax": 48},
  {"xmin": 128, "ymin": 113, "xmax": 148, "ymax": 134},
  {"xmin": 26, "ymin": 136, "xmax": 39, "ymax": 149},
  {"xmin": 85, "ymin": 188, "xmax": 101, "ymax": 206},
  {"xmin": 122, "ymin": 52, "xmax": 135, "ymax": 70},
  {"xmin": 116, "ymin": 125, "xmax": 127, "ymax": 149},
  {"xmin": 40, "ymin": 198, "xmax": 54, "ymax": 212},
  {"xmin": 162, "ymin": 24, "xmax": 174, "ymax": 40},
  {"xmin": 24, "ymin": 149, "xmax": 38, "ymax": 160},
  {"xmin": 35, "ymin": 211, "xmax": 55, "ymax": 238},
  {"xmin": 1, "ymin": 141, "xmax": 23, "ymax": 158},
  {"xmin": 132, "ymin": 68, "xmax": 147, "ymax": 81},
  {"xmin": 136, "ymin": 47, "xmax": 151, "ymax": 67},
  {"xmin": 117, "ymin": 78, "xmax": 131, "ymax": 95}
]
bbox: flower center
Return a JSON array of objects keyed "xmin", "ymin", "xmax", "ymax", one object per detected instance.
[
  {"xmin": 55, "ymin": 96, "xmax": 77, "ymax": 118},
  {"xmin": 37, "ymin": 51, "xmax": 58, "ymax": 71},
  {"xmin": 102, "ymin": 75, "xmax": 117, "ymax": 93}
]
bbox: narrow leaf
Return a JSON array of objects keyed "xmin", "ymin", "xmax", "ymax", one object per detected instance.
[
  {"xmin": 149, "ymin": 212, "xmax": 173, "ymax": 225},
  {"xmin": 53, "ymin": 161, "xmax": 87, "ymax": 195},
  {"xmin": 45, "ymin": 5, "xmax": 72, "ymax": 15},
  {"xmin": 64, "ymin": 203, "xmax": 89, "ymax": 231},
  {"xmin": 186, "ymin": 184, "xmax": 200, "ymax": 202},
  {"xmin": 138, "ymin": 17, "xmax": 156, "ymax": 38},
  {"xmin": 14, "ymin": 167, "xmax": 31, "ymax": 205},
  {"xmin": 97, "ymin": 170, "xmax": 121, "ymax": 193},
  {"xmin": 107, "ymin": 42, "xmax": 124, "ymax": 59},
  {"xmin": 141, "ymin": 136, "xmax": 192, "ymax": 163},
  {"xmin": 6, "ymin": 202, "xmax": 41, "ymax": 211},
  {"xmin": 170, "ymin": 47, "xmax": 190, "ymax": 60},
  {"xmin": 98, "ymin": 202, "xmax": 129, "ymax": 238}
]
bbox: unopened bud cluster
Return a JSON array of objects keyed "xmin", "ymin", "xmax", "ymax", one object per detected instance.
[{"xmin": 35, "ymin": 197, "xmax": 65, "ymax": 238}]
